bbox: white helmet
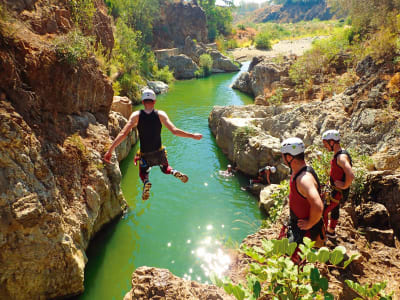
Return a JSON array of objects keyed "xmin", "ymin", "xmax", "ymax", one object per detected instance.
[
  {"xmin": 270, "ymin": 166, "xmax": 277, "ymax": 173},
  {"xmin": 141, "ymin": 88, "xmax": 156, "ymax": 101},
  {"xmin": 322, "ymin": 130, "xmax": 340, "ymax": 141},
  {"xmin": 281, "ymin": 137, "xmax": 305, "ymax": 156}
]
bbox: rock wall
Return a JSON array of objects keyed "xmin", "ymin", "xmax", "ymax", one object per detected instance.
[
  {"xmin": 0, "ymin": 1, "xmax": 128, "ymax": 299},
  {"xmin": 152, "ymin": 1, "xmax": 208, "ymax": 50}
]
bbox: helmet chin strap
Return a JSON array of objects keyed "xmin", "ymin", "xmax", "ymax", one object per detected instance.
[
  {"xmin": 284, "ymin": 154, "xmax": 294, "ymax": 172},
  {"xmin": 329, "ymin": 141, "xmax": 335, "ymax": 151}
]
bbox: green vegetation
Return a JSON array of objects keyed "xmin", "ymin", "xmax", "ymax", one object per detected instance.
[
  {"xmin": 198, "ymin": 0, "xmax": 234, "ymax": 41},
  {"xmin": 345, "ymin": 280, "xmax": 393, "ymax": 300},
  {"xmin": 233, "ymin": 126, "xmax": 258, "ymax": 153},
  {"xmin": 53, "ymin": 30, "xmax": 94, "ymax": 65},
  {"xmin": 195, "ymin": 53, "xmax": 213, "ymax": 78},
  {"xmin": 261, "ymin": 180, "xmax": 289, "ymax": 229},
  {"xmin": 68, "ymin": 0, "xmax": 95, "ymax": 30},
  {"xmin": 211, "ymin": 237, "xmax": 360, "ymax": 300},
  {"xmin": 254, "ymin": 32, "xmax": 272, "ymax": 50}
]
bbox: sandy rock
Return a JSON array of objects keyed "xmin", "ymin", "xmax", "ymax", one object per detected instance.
[
  {"xmin": 108, "ymin": 111, "xmax": 137, "ymax": 162},
  {"xmin": 259, "ymin": 184, "xmax": 284, "ymax": 213},
  {"xmin": 124, "ymin": 266, "xmax": 235, "ymax": 300},
  {"xmin": 111, "ymin": 96, "xmax": 132, "ymax": 120}
]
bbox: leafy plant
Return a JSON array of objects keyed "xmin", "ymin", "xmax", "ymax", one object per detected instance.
[
  {"xmin": 68, "ymin": 0, "xmax": 95, "ymax": 30},
  {"xmin": 211, "ymin": 237, "xmax": 360, "ymax": 300},
  {"xmin": 195, "ymin": 53, "xmax": 213, "ymax": 78},
  {"xmin": 153, "ymin": 66, "xmax": 174, "ymax": 84},
  {"xmin": 53, "ymin": 30, "xmax": 94, "ymax": 65},
  {"xmin": 254, "ymin": 32, "xmax": 272, "ymax": 50},
  {"xmin": 345, "ymin": 280, "xmax": 393, "ymax": 300}
]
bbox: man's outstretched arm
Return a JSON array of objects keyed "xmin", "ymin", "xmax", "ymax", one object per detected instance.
[
  {"xmin": 103, "ymin": 111, "xmax": 139, "ymax": 162},
  {"xmin": 158, "ymin": 110, "xmax": 202, "ymax": 140}
]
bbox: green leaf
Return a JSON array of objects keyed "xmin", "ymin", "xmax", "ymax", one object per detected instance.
[
  {"xmin": 209, "ymin": 273, "xmax": 223, "ymax": 287},
  {"xmin": 329, "ymin": 248, "xmax": 345, "ymax": 265},
  {"xmin": 343, "ymin": 253, "xmax": 360, "ymax": 268},
  {"xmin": 310, "ymin": 268, "xmax": 320, "ymax": 282},
  {"xmin": 316, "ymin": 247, "xmax": 330, "ymax": 263},
  {"xmin": 253, "ymin": 280, "xmax": 261, "ymax": 298},
  {"xmin": 231, "ymin": 285, "xmax": 245, "ymax": 300},
  {"xmin": 224, "ymin": 283, "xmax": 233, "ymax": 294},
  {"xmin": 307, "ymin": 251, "xmax": 317, "ymax": 263},
  {"xmin": 319, "ymin": 277, "xmax": 329, "ymax": 292},
  {"xmin": 287, "ymin": 242, "xmax": 298, "ymax": 256}
]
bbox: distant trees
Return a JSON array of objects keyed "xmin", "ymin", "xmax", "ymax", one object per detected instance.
[
  {"xmin": 272, "ymin": 0, "xmax": 323, "ymax": 4},
  {"xmin": 198, "ymin": 0, "xmax": 233, "ymax": 41}
]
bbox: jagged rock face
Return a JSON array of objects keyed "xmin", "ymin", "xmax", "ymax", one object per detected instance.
[
  {"xmin": 152, "ymin": 2, "xmax": 207, "ymax": 49},
  {"xmin": 0, "ymin": 1, "xmax": 127, "ymax": 299},
  {"xmin": 0, "ymin": 102, "xmax": 127, "ymax": 299},
  {"xmin": 123, "ymin": 266, "xmax": 235, "ymax": 300},
  {"xmin": 360, "ymin": 171, "xmax": 400, "ymax": 240},
  {"xmin": 250, "ymin": 2, "xmax": 335, "ymax": 23}
]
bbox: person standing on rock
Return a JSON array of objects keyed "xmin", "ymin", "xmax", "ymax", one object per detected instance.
[
  {"xmin": 103, "ymin": 88, "xmax": 203, "ymax": 200},
  {"xmin": 322, "ymin": 130, "xmax": 354, "ymax": 238},
  {"xmin": 281, "ymin": 137, "xmax": 325, "ymax": 261}
]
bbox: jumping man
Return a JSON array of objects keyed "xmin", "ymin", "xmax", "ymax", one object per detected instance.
[
  {"xmin": 104, "ymin": 89, "xmax": 203, "ymax": 200},
  {"xmin": 322, "ymin": 130, "xmax": 354, "ymax": 237}
]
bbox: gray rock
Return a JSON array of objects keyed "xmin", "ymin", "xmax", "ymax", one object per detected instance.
[{"xmin": 147, "ymin": 81, "xmax": 169, "ymax": 94}]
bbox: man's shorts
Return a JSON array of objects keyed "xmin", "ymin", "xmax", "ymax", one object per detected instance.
[{"xmin": 140, "ymin": 148, "xmax": 168, "ymax": 167}]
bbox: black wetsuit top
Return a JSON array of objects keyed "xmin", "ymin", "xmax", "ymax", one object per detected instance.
[{"xmin": 137, "ymin": 109, "xmax": 162, "ymax": 153}]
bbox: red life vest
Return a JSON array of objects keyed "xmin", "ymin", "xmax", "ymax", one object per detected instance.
[
  {"xmin": 330, "ymin": 150, "xmax": 352, "ymax": 193},
  {"xmin": 289, "ymin": 166, "xmax": 321, "ymax": 220}
]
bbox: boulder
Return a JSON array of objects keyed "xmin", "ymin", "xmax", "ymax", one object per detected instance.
[
  {"xmin": 207, "ymin": 50, "xmax": 240, "ymax": 72},
  {"xmin": 354, "ymin": 202, "xmax": 390, "ymax": 229},
  {"xmin": 147, "ymin": 81, "xmax": 169, "ymax": 95},
  {"xmin": 259, "ymin": 184, "xmax": 284, "ymax": 214},
  {"xmin": 232, "ymin": 72, "xmax": 252, "ymax": 95},
  {"xmin": 364, "ymin": 227, "xmax": 395, "ymax": 247},
  {"xmin": 111, "ymin": 96, "xmax": 132, "ymax": 120},
  {"xmin": 124, "ymin": 266, "xmax": 234, "ymax": 300},
  {"xmin": 161, "ymin": 54, "xmax": 199, "ymax": 79}
]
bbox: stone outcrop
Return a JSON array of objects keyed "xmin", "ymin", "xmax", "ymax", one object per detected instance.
[
  {"xmin": 0, "ymin": 1, "xmax": 128, "ymax": 299},
  {"xmin": 111, "ymin": 96, "xmax": 132, "ymax": 120},
  {"xmin": 155, "ymin": 36, "xmax": 240, "ymax": 79},
  {"xmin": 152, "ymin": 1, "xmax": 208, "ymax": 50},
  {"xmin": 232, "ymin": 55, "xmax": 295, "ymax": 98},
  {"xmin": 123, "ymin": 266, "xmax": 235, "ymax": 300},
  {"xmin": 159, "ymin": 54, "xmax": 199, "ymax": 79}
]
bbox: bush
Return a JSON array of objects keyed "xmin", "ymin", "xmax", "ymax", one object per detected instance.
[
  {"xmin": 53, "ymin": 30, "xmax": 94, "ymax": 65},
  {"xmin": 212, "ymin": 237, "xmax": 360, "ymax": 300},
  {"xmin": 254, "ymin": 32, "xmax": 272, "ymax": 50},
  {"xmin": 196, "ymin": 53, "xmax": 213, "ymax": 77},
  {"xmin": 153, "ymin": 66, "xmax": 174, "ymax": 84},
  {"xmin": 68, "ymin": 0, "xmax": 95, "ymax": 30}
]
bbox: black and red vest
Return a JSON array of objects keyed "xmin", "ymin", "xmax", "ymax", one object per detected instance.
[{"xmin": 330, "ymin": 150, "xmax": 352, "ymax": 200}]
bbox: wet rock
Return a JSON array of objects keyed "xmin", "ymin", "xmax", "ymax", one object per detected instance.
[{"xmin": 232, "ymin": 72, "xmax": 252, "ymax": 95}]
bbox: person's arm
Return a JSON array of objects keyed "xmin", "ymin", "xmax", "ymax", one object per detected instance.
[
  {"xmin": 103, "ymin": 111, "xmax": 139, "ymax": 163},
  {"xmin": 158, "ymin": 110, "xmax": 202, "ymax": 140},
  {"xmin": 297, "ymin": 173, "xmax": 324, "ymax": 230},
  {"xmin": 266, "ymin": 169, "xmax": 271, "ymax": 185},
  {"xmin": 334, "ymin": 154, "xmax": 355, "ymax": 189}
]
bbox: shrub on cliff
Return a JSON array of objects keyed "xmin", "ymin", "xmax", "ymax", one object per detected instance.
[{"xmin": 54, "ymin": 30, "xmax": 94, "ymax": 65}]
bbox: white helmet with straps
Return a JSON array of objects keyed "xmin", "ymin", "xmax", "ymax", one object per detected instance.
[
  {"xmin": 322, "ymin": 129, "xmax": 340, "ymax": 141},
  {"xmin": 281, "ymin": 137, "xmax": 305, "ymax": 156},
  {"xmin": 141, "ymin": 88, "xmax": 156, "ymax": 101}
]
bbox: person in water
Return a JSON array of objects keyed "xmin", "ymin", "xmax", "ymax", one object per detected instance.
[
  {"xmin": 251, "ymin": 165, "xmax": 276, "ymax": 185},
  {"xmin": 103, "ymin": 88, "xmax": 203, "ymax": 200},
  {"xmin": 321, "ymin": 130, "xmax": 354, "ymax": 238},
  {"xmin": 219, "ymin": 164, "xmax": 236, "ymax": 177},
  {"xmin": 280, "ymin": 137, "xmax": 325, "ymax": 261}
]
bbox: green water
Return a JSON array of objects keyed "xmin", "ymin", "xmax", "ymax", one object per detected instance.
[{"xmin": 77, "ymin": 63, "xmax": 265, "ymax": 300}]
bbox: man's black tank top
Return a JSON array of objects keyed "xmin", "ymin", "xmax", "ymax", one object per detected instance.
[{"xmin": 137, "ymin": 109, "xmax": 162, "ymax": 153}]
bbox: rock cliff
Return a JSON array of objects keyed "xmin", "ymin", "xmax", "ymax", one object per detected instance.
[
  {"xmin": 0, "ymin": 1, "xmax": 128, "ymax": 299},
  {"xmin": 152, "ymin": 1, "xmax": 208, "ymax": 50}
]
